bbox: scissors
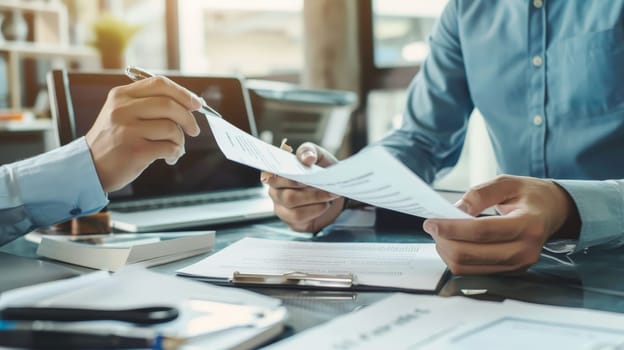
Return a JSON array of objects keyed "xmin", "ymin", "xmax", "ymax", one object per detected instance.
[{"xmin": 0, "ymin": 305, "xmax": 179, "ymax": 325}]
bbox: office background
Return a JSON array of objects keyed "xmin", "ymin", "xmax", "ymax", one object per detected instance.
[{"xmin": 0, "ymin": 0, "xmax": 496, "ymax": 190}]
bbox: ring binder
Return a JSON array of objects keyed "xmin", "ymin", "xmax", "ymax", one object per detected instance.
[{"xmin": 232, "ymin": 271, "xmax": 354, "ymax": 288}]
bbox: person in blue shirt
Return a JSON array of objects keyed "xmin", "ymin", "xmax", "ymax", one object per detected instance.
[
  {"xmin": 0, "ymin": 76, "xmax": 202, "ymax": 244},
  {"xmin": 264, "ymin": 0, "xmax": 624, "ymax": 274}
]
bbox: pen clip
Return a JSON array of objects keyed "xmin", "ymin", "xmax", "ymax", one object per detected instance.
[
  {"xmin": 125, "ymin": 65, "xmax": 155, "ymax": 81},
  {"xmin": 231, "ymin": 271, "xmax": 354, "ymax": 288}
]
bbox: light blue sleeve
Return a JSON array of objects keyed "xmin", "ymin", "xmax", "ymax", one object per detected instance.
[
  {"xmin": 373, "ymin": 0, "xmax": 474, "ymax": 183},
  {"xmin": 0, "ymin": 137, "xmax": 109, "ymax": 244},
  {"xmin": 554, "ymin": 180, "xmax": 624, "ymax": 252}
]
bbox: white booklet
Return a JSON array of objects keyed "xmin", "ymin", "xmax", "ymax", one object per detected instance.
[
  {"xmin": 204, "ymin": 114, "xmax": 469, "ymax": 219},
  {"xmin": 265, "ymin": 293, "xmax": 624, "ymax": 350},
  {"xmin": 177, "ymin": 237, "xmax": 448, "ymax": 292},
  {"xmin": 35, "ymin": 231, "xmax": 215, "ymax": 271}
]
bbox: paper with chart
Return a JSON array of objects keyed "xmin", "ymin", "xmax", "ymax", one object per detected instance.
[
  {"xmin": 265, "ymin": 293, "xmax": 624, "ymax": 350},
  {"xmin": 177, "ymin": 237, "xmax": 448, "ymax": 291},
  {"xmin": 205, "ymin": 115, "xmax": 469, "ymax": 219}
]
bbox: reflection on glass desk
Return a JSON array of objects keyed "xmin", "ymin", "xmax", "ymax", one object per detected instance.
[{"xmin": 2, "ymin": 207, "xmax": 624, "ymax": 344}]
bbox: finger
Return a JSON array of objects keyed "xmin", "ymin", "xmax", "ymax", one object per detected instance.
[
  {"xmin": 274, "ymin": 202, "xmax": 330, "ymax": 228},
  {"xmin": 134, "ymin": 139, "xmax": 184, "ymax": 167},
  {"xmin": 139, "ymin": 119, "xmax": 185, "ymax": 146},
  {"xmin": 296, "ymin": 142, "xmax": 338, "ymax": 167},
  {"xmin": 433, "ymin": 240, "xmax": 536, "ymax": 275},
  {"xmin": 424, "ymin": 214, "xmax": 529, "ymax": 243},
  {"xmin": 270, "ymin": 187, "xmax": 338, "ymax": 209},
  {"xmin": 121, "ymin": 76, "xmax": 203, "ymax": 111},
  {"xmin": 457, "ymin": 175, "xmax": 522, "ymax": 216},
  {"xmin": 265, "ymin": 174, "xmax": 306, "ymax": 189},
  {"xmin": 117, "ymin": 96, "xmax": 200, "ymax": 137},
  {"xmin": 260, "ymin": 171, "xmax": 274, "ymax": 183}
]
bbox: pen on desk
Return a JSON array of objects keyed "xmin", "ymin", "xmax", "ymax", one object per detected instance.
[
  {"xmin": 0, "ymin": 329, "xmax": 186, "ymax": 350},
  {"xmin": 124, "ymin": 65, "xmax": 224, "ymax": 119},
  {"xmin": 260, "ymin": 138, "xmax": 293, "ymax": 183}
]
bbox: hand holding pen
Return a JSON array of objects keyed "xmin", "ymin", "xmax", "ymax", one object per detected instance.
[{"xmin": 84, "ymin": 67, "xmax": 203, "ymax": 192}]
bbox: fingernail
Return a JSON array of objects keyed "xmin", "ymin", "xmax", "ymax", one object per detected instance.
[
  {"xmin": 191, "ymin": 93, "xmax": 203, "ymax": 110},
  {"xmin": 455, "ymin": 199, "xmax": 471, "ymax": 214},
  {"xmin": 423, "ymin": 221, "xmax": 438, "ymax": 235},
  {"xmin": 300, "ymin": 150, "xmax": 316, "ymax": 163}
]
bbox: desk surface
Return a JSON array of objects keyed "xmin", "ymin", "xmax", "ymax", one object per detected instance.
[{"xmin": 2, "ymin": 208, "xmax": 624, "ymax": 345}]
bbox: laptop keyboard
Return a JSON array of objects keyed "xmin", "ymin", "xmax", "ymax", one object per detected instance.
[{"xmin": 111, "ymin": 191, "xmax": 264, "ymax": 213}]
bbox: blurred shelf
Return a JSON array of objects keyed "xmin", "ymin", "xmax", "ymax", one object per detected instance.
[
  {"xmin": 0, "ymin": 42, "xmax": 97, "ymax": 59},
  {"xmin": 0, "ymin": 118, "xmax": 53, "ymax": 132},
  {"xmin": 0, "ymin": 0, "xmax": 64, "ymax": 14}
]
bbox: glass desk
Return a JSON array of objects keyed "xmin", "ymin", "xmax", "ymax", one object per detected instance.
[{"xmin": 2, "ymin": 207, "xmax": 624, "ymax": 344}]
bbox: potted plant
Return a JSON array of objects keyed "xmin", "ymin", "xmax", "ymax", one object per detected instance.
[{"xmin": 90, "ymin": 14, "xmax": 141, "ymax": 69}]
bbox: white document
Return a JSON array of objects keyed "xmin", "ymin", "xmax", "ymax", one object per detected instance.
[
  {"xmin": 0, "ymin": 267, "xmax": 287, "ymax": 350},
  {"xmin": 265, "ymin": 293, "xmax": 624, "ymax": 350},
  {"xmin": 177, "ymin": 237, "xmax": 447, "ymax": 291},
  {"xmin": 206, "ymin": 115, "xmax": 469, "ymax": 219}
]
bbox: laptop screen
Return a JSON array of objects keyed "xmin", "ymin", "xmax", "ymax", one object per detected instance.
[{"xmin": 58, "ymin": 72, "xmax": 260, "ymax": 201}]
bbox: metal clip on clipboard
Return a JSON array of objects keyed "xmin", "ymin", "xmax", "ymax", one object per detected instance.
[{"xmin": 232, "ymin": 271, "xmax": 354, "ymax": 288}]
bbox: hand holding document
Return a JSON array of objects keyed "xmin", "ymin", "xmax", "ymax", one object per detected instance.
[
  {"xmin": 266, "ymin": 293, "xmax": 624, "ymax": 350},
  {"xmin": 205, "ymin": 115, "xmax": 469, "ymax": 219}
]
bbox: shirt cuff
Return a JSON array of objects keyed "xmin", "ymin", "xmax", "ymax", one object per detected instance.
[
  {"xmin": 554, "ymin": 179, "xmax": 624, "ymax": 253},
  {"xmin": 13, "ymin": 137, "xmax": 109, "ymax": 227}
]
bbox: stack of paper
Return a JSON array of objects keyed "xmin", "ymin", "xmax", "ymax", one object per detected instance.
[{"xmin": 35, "ymin": 231, "xmax": 215, "ymax": 271}]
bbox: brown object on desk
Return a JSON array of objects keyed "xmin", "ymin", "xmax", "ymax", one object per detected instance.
[
  {"xmin": 70, "ymin": 212, "xmax": 112, "ymax": 235},
  {"xmin": 48, "ymin": 212, "xmax": 112, "ymax": 235}
]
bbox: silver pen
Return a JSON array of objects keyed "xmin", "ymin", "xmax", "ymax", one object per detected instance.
[{"xmin": 124, "ymin": 65, "xmax": 223, "ymax": 119}]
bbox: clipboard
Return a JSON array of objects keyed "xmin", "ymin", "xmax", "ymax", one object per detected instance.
[
  {"xmin": 176, "ymin": 238, "xmax": 450, "ymax": 293},
  {"xmin": 181, "ymin": 270, "xmax": 450, "ymax": 293},
  {"xmin": 232, "ymin": 271, "xmax": 354, "ymax": 288}
]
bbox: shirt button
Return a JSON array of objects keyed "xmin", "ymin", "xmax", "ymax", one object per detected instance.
[
  {"xmin": 70, "ymin": 208, "xmax": 82, "ymax": 216},
  {"xmin": 532, "ymin": 55, "xmax": 543, "ymax": 67},
  {"xmin": 533, "ymin": 0, "xmax": 543, "ymax": 8},
  {"xmin": 533, "ymin": 115, "xmax": 543, "ymax": 126}
]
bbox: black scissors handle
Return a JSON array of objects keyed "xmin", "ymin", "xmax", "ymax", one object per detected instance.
[{"xmin": 0, "ymin": 306, "xmax": 179, "ymax": 325}]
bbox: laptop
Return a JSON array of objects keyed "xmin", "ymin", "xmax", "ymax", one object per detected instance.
[{"xmin": 47, "ymin": 70, "xmax": 275, "ymax": 232}]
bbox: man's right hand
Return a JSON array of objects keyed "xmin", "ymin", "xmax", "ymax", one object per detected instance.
[
  {"xmin": 86, "ymin": 76, "xmax": 202, "ymax": 192},
  {"xmin": 263, "ymin": 142, "xmax": 344, "ymax": 233}
]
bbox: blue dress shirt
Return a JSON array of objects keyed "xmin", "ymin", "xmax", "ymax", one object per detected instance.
[
  {"xmin": 0, "ymin": 137, "xmax": 108, "ymax": 245},
  {"xmin": 376, "ymin": 0, "xmax": 624, "ymax": 251}
]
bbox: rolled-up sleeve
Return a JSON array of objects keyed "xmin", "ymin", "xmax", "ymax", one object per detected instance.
[
  {"xmin": 554, "ymin": 179, "xmax": 624, "ymax": 252},
  {"xmin": 0, "ymin": 137, "xmax": 108, "ymax": 244}
]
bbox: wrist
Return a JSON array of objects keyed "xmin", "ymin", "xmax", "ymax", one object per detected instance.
[{"xmin": 550, "ymin": 181, "xmax": 581, "ymax": 240}]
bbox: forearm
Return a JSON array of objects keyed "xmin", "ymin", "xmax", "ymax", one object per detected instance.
[{"xmin": 0, "ymin": 138, "xmax": 108, "ymax": 244}]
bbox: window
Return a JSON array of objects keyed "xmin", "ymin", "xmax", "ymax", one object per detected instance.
[
  {"xmin": 372, "ymin": 0, "xmax": 447, "ymax": 67},
  {"xmin": 177, "ymin": 0, "xmax": 304, "ymax": 77},
  {"xmin": 363, "ymin": 0, "xmax": 496, "ymax": 190}
]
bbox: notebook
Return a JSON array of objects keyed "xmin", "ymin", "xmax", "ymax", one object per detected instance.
[{"xmin": 47, "ymin": 70, "xmax": 274, "ymax": 232}]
